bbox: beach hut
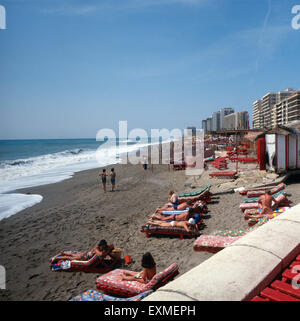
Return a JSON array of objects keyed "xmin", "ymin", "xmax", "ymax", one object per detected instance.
[{"xmin": 256, "ymin": 126, "xmax": 300, "ymax": 173}]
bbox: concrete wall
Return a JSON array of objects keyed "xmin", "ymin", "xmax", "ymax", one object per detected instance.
[{"xmin": 144, "ymin": 203, "xmax": 300, "ymax": 301}]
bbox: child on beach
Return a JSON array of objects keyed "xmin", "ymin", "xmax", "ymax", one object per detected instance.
[
  {"xmin": 110, "ymin": 168, "xmax": 116, "ymax": 192},
  {"xmin": 121, "ymin": 252, "xmax": 156, "ymax": 284},
  {"xmin": 99, "ymin": 169, "xmax": 107, "ymax": 192}
]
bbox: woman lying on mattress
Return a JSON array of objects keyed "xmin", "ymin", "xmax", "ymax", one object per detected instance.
[
  {"xmin": 121, "ymin": 252, "xmax": 156, "ymax": 284},
  {"xmin": 151, "ymin": 209, "xmax": 200, "ymax": 223},
  {"xmin": 147, "ymin": 217, "xmax": 200, "ymax": 233},
  {"xmin": 52, "ymin": 240, "xmax": 118, "ymax": 267}
]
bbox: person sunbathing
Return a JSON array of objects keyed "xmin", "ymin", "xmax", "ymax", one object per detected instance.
[
  {"xmin": 121, "ymin": 252, "xmax": 156, "ymax": 284},
  {"xmin": 52, "ymin": 240, "xmax": 117, "ymax": 267},
  {"xmin": 163, "ymin": 189, "xmax": 179, "ymax": 210},
  {"xmin": 151, "ymin": 209, "xmax": 201, "ymax": 223},
  {"xmin": 147, "ymin": 218, "xmax": 199, "ymax": 233},
  {"xmin": 156, "ymin": 201, "xmax": 188, "ymax": 213},
  {"xmin": 258, "ymin": 191, "xmax": 279, "ymax": 215}
]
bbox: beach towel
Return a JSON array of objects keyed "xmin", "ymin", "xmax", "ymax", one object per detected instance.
[
  {"xmin": 161, "ymin": 209, "xmax": 190, "ymax": 215},
  {"xmin": 244, "ymin": 207, "xmax": 291, "ymax": 219},
  {"xmin": 70, "ymin": 289, "xmax": 153, "ymax": 301},
  {"xmin": 96, "ymin": 263, "xmax": 179, "ymax": 297}
]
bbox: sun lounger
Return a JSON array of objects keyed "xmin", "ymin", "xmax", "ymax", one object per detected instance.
[
  {"xmin": 229, "ymin": 157, "xmax": 258, "ymax": 163},
  {"xmin": 244, "ymin": 207, "xmax": 291, "ymax": 220},
  {"xmin": 193, "ymin": 235, "xmax": 242, "ymax": 253},
  {"xmin": 247, "ymin": 183, "xmax": 285, "ymax": 198},
  {"xmin": 242, "ymin": 191, "xmax": 287, "ymax": 203},
  {"xmin": 140, "ymin": 222, "xmax": 203, "ymax": 240},
  {"xmin": 50, "ymin": 251, "xmax": 122, "ymax": 273},
  {"xmin": 96, "ymin": 263, "xmax": 179, "ymax": 297},
  {"xmin": 178, "ymin": 184, "xmax": 211, "ymax": 198},
  {"xmin": 209, "ymin": 171, "xmax": 237, "ymax": 179},
  {"xmin": 251, "ymin": 252, "xmax": 300, "ymax": 301},
  {"xmin": 178, "ymin": 189, "xmax": 212, "ymax": 203},
  {"xmin": 240, "ymin": 193, "xmax": 290, "ymax": 211},
  {"xmin": 70, "ymin": 289, "xmax": 153, "ymax": 301}
]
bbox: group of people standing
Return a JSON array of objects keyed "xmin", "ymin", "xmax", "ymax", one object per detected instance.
[{"xmin": 99, "ymin": 168, "xmax": 116, "ymax": 193}]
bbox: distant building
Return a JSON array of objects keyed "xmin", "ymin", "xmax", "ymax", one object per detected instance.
[
  {"xmin": 212, "ymin": 112, "xmax": 220, "ymax": 132},
  {"xmin": 224, "ymin": 111, "xmax": 249, "ymax": 130},
  {"xmin": 253, "ymin": 88, "xmax": 295, "ymax": 129},
  {"xmin": 206, "ymin": 117, "xmax": 212, "ymax": 132},
  {"xmin": 202, "ymin": 120, "xmax": 207, "ymax": 134},
  {"xmin": 219, "ymin": 108, "xmax": 234, "ymax": 130},
  {"xmin": 273, "ymin": 91, "xmax": 300, "ymax": 126}
]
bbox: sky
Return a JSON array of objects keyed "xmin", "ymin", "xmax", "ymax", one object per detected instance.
[{"xmin": 0, "ymin": 0, "xmax": 300, "ymax": 139}]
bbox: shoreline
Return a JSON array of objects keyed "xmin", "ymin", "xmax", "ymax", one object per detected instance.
[{"xmin": 1, "ymin": 162, "xmax": 299, "ymax": 301}]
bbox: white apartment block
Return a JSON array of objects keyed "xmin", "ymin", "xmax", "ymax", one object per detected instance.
[
  {"xmin": 252, "ymin": 88, "xmax": 295, "ymax": 129},
  {"xmin": 273, "ymin": 91, "xmax": 300, "ymax": 126}
]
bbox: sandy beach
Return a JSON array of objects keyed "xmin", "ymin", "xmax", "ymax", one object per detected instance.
[{"xmin": 0, "ymin": 163, "xmax": 299, "ymax": 301}]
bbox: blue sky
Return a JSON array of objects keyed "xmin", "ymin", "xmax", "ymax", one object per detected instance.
[{"xmin": 0, "ymin": 0, "xmax": 299, "ymax": 139}]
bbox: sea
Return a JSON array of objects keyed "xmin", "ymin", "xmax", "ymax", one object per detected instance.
[{"xmin": 0, "ymin": 138, "xmax": 155, "ymax": 221}]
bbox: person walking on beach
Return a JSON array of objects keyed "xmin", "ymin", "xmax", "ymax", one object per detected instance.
[
  {"xmin": 99, "ymin": 169, "xmax": 107, "ymax": 193},
  {"xmin": 142, "ymin": 156, "xmax": 148, "ymax": 170},
  {"xmin": 110, "ymin": 168, "xmax": 116, "ymax": 192}
]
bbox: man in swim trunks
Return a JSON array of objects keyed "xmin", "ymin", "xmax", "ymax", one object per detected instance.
[
  {"xmin": 99, "ymin": 169, "xmax": 107, "ymax": 193},
  {"xmin": 258, "ymin": 190, "xmax": 279, "ymax": 215},
  {"xmin": 110, "ymin": 168, "xmax": 116, "ymax": 192}
]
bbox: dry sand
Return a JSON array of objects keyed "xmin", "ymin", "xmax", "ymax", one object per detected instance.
[{"xmin": 0, "ymin": 164, "xmax": 299, "ymax": 301}]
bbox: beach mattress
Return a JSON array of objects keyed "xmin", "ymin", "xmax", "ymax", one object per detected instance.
[
  {"xmin": 140, "ymin": 223, "xmax": 203, "ymax": 240},
  {"xmin": 247, "ymin": 183, "xmax": 285, "ymax": 198},
  {"xmin": 243, "ymin": 191, "xmax": 286, "ymax": 203},
  {"xmin": 240, "ymin": 194, "xmax": 290, "ymax": 211},
  {"xmin": 193, "ymin": 235, "xmax": 242, "ymax": 253},
  {"xmin": 96, "ymin": 263, "xmax": 179, "ymax": 297},
  {"xmin": 50, "ymin": 251, "xmax": 122, "ymax": 273},
  {"xmin": 244, "ymin": 207, "xmax": 291, "ymax": 219},
  {"xmin": 178, "ymin": 184, "xmax": 211, "ymax": 198},
  {"xmin": 70, "ymin": 289, "xmax": 153, "ymax": 301}
]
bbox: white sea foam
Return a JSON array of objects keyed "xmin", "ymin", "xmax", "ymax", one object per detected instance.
[
  {"xmin": 0, "ymin": 193, "xmax": 43, "ymax": 221},
  {"xmin": 0, "ymin": 139, "xmax": 163, "ymax": 220}
]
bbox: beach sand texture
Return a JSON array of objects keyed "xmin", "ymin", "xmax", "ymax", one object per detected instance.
[{"xmin": 0, "ymin": 164, "xmax": 299, "ymax": 301}]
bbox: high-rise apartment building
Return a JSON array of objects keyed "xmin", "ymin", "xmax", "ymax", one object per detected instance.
[
  {"xmin": 252, "ymin": 88, "xmax": 295, "ymax": 129},
  {"xmin": 273, "ymin": 91, "xmax": 300, "ymax": 126}
]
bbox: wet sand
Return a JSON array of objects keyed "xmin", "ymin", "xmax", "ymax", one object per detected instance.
[{"xmin": 0, "ymin": 164, "xmax": 299, "ymax": 301}]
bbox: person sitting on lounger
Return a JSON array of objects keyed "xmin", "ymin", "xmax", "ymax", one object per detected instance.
[
  {"xmin": 258, "ymin": 191, "xmax": 279, "ymax": 215},
  {"xmin": 52, "ymin": 240, "xmax": 118, "ymax": 267},
  {"xmin": 121, "ymin": 252, "xmax": 156, "ymax": 284},
  {"xmin": 166, "ymin": 189, "xmax": 179, "ymax": 210},
  {"xmin": 147, "ymin": 217, "xmax": 199, "ymax": 233},
  {"xmin": 151, "ymin": 209, "xmax": 201, "ymax": 223}
]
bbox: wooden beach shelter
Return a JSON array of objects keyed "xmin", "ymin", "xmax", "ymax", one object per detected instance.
[{"xmin": 256, "ymin": 126, "xmax": 300, "ymax": 173}]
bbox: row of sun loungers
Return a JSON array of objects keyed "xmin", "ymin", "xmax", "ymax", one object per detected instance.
[{"xmin": 141, "ymin": 185, "xmax": 212, "ymax": 240}]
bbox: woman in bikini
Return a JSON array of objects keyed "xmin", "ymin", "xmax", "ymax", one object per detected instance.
[
  {"xmin": 52, "ymin": 240, "xmax": 115, "ymax": 266},
  {"xmin": 99, "ymin": 169, "xmax": 107, "ymax": 193},
  {"xmin": 121, "ymin": 252, "xmax": 156, "ymax": 284},
  {"xmin": 147, "ymin": 218, "xmax": 199, "ymax": 233}
]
